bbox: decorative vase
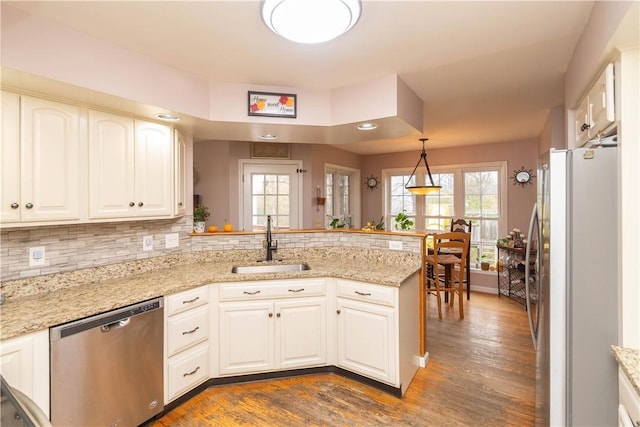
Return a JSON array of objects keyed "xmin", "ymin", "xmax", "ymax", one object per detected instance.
[{"xmin": 193, "ymin": 221, "xmax": 206, "ymax": 233}]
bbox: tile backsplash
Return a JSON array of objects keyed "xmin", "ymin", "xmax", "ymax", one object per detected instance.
[{"xmin": 1, "ymin": 218, "xmax": 422, "ymax": 283}]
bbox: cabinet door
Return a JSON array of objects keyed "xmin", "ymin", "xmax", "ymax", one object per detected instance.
[
  {"xmin": 20, "ymin": 96, "xmax": 82, "ymax": 222},
  {"xmin": 134, "ymin": 121, "xmax": 173, "ymax": 217},
  {"xmin": 1, "ymin": 92, "xmax": 21, "ymax": 223},
  {"xmin": 336, "ymin": 298, "xmax": 397, "ymax": 385},
  {"xmin": 88, "ymin": 110, "xmax": 135, "ymax": 219},
  {"xmin": 589, "ymin": 64, "xmax": 615, "ymax": 136},
  {"xmin": 575, "ymin": 96, "xmax": 591, "ymax": 147},
  {"xmin": 219, "ymin": 301, "xmax": 274, "ymax": 375},
  {"xmin": 174, "ymin": 129, "xmax": 186, "ymax": 216},
  {"xmin": 276, "ymin": 298, "xmax": 327, "ymax": 370},
  {"xmin": 0, "ymin": 330, "xmax": 50, "ymax": 417}
]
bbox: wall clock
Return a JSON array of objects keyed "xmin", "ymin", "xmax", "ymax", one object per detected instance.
[
  {"xmin": 366, "ymin": 175, "xmax": 379, "ymax": 190},
  {"xmin": 512, "ymin": 166, "xmax": 535, "ymax": 187}
]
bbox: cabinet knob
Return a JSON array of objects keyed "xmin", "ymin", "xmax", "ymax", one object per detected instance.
[
  {"xmin": 25, "ymin": 203, "xmax": 33, "ymax": 209},
  {"xmin": 178, "ymin": 202, "xmax": 183, "ymax": 207},
  {"xmin": 276, "ymin": 313, "xmax": 281, "ymax": 318},
  {"xmin": 129, "ymin": 202, "xmax": 135, "ymax": 207},
  {"xmin": 336, "ymin": 309, "xmax": 341, "ymax": 315},
  {"xmin": 268, "ymin": 313, "xmax": 273, "ymax": 318},
  {"xmin": 138, "ymin": 202, "xmax": 144, "ymax": 207},
  {"xmin": 10, "ymin": 203, "xmax": 19, "ymax": 209},
  {"xmin": 580, "ymin": 123, "xmax": 590, "ymax": 131}
]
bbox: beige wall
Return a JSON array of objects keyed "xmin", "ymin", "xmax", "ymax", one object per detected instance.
[{"xmin": 361, "ymin": 139, "xmax": 538, "ymax": 231}]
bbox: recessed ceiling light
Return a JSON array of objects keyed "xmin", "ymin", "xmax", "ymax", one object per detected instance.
[
  {"xmin": 260, "ymin": 134, "xmax": 278, "ymax": 140},
  {"xmin": 357, "ymin": 123, "xmax": 377, "ymax": 131},
  {"xmin": 262, "ymin": 0, "xmax": 362, "ymax": 44},
  {"xmin": 155, "ymin": 113, "xmax": 180, "ymax": 121}
]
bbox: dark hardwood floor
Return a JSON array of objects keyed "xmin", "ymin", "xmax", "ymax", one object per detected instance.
[{"xmin": 152, "ymin": 292, "xmax": 535, "ymax": 426}]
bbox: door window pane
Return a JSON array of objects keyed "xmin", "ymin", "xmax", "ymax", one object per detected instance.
[{"xmin": 252, "ymin": 173, "xmax": 290, "ymax": 230}]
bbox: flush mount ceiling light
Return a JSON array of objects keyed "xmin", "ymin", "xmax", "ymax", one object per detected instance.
[
  {"xmin": 260, "ymin": 134, "xmax": 278, "ymax": 140},
  {"xmin": 357, "ymin": 122, "xmax": 377, "ymax": 131},
  {"xmin": 405, "ymin": 138, "xmax": 442, "ymax": 195},
  {"xmin": 262, "ymin": 0, "xmax": 361, "ymax": 44},
  {"xmin": 155, "ymin": 113, "xmax": 180, "ymax": 122}
]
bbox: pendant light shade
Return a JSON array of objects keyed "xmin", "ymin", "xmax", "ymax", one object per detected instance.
[
  {"xmin": 405, "ymin": 138, "xmax": 441, "ymax": 195},
  {"xmin": 261, "ymin": 0, "xmax": 361, "ymax": 44}
]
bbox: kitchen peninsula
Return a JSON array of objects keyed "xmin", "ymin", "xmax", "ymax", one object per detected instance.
[{"xmin": 0, "ymin": 230, "xmax": 427, "ymax": 419}]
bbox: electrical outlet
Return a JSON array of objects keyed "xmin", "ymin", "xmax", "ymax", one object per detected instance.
[
  {"xmin": 29, "ymin": 246, "xmax": 46, "ymax": 267},
  {"xmin": 389, "ymin": 241, "xmax": 403, "ymax": 251},
  {"xmin": 165, "ymin": 233, "xmax": 179, "ymax": 249},
  {"xmin": 143, "ymin": 235, "xmax": 154, "ymax": 251}
]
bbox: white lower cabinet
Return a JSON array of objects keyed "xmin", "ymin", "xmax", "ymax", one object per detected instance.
[
  {"xmin": 0, "ymin": 329, "xmax": 50, "ymax": 418},
  {"xmin": 335, "ymin": 277, "xmax": 420, "ymax": 395},
  {"xmin": 218, "ymin": 279, "xmax": 327, "ymax": 376},
  {"xmin": 164, "ymin": 286, "xmax": 210, "ymax": 403}
]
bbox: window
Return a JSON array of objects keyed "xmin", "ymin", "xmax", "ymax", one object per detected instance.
[
  {"xmin": 384, "ymin": 162, "xmax": 507, "ymax": 268},
  {"xmin": 325, "ymin": 164, "xmax": 360, "ymax": 228},
  {"xmin": 240, "ymin": 160, "xmax": 302, "ymax": 231}
]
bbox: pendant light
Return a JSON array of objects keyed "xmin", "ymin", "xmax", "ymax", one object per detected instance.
[
  {"xmin": 261, "ymin": 0, "xmax": 361, "ymax": 44},
  {"xmin": 405, "ymin": 138, "xmax": 441, "ymax": 195}
]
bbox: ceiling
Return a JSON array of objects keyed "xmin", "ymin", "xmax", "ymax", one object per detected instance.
[{"xmin": 4, "ymin": 1, "xmax": 596, "ymax": 155}]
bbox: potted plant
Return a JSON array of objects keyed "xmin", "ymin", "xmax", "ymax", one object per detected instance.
[
  {"xmin": 480, "ymin": 255, "xmax": 490, "ymax": 271},
  {"xmin": 328, "ymin": 216, "xmax": 345, "ymax": 229},
  {"xmin": 193, "ymin": 204, "xmax": 210, "ymax": 233},
  {"xmin": 394, "ymin": 210, "xmax": 414, "ymax": 231}
]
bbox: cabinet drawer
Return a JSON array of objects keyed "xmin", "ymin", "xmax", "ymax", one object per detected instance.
[
  {"xmin": 167, "ymin": 342, "xmax": 209, "ymax": 402},
  {"xmin": 336, "ymin": 279, "xmax": 396, "ymax": 307},
  {"xmin": 218, "ymin": 279, "xmax": 326, "ymax": 301},
  {"xmin": 166, "ymin": 286, "xmax": 209, "ymax": 316},
  {"xmin": 167, "ymin": 306, "xmax": 209, "ymax": 357}
]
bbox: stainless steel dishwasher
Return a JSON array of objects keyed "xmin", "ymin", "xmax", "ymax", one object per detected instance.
[{"xmin": 50, "ymin": 297, "xmax": 164, "ymax": 427}]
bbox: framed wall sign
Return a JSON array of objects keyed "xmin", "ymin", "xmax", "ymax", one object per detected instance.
[
  {"xmin": 251, "ymin": 142, "xmax": 290, "ymax": 159},
  {"xmin": 248, "ymin": 91, "xmax": 297, "ymax": 118}
]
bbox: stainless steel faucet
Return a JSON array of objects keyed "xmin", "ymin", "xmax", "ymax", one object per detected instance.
[{"xmin": 265, "ymin": 215, "xmax": 278, "ymax": 261}]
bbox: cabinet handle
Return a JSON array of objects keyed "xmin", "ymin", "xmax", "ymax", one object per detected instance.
[
  {"xmin": 182, "ymin": 326, "xmax": 200, "ymax": 335},
  {"xmin": 268, "ymin": 312, "xmax": 273, "ymax": 318},
  {"xmin": 129, "ymin": 202, "xmax": 135, "ymax": 207},
  {"xmin": 138, "ymin": 202, "xmax": 144, "ymax": 207},
  {"xmin": 10, "ymin": 203, "xmax": 19, "ymax": 209},
  {"xmin": 354, "ymin": 291, "xmax": 372, "ymax": 296},
  {"xmin": 580, "ymin": 123, "xmax": 590, "ymax": 131},
  {"xmin": 336, "ymin": 309, "xmax": 341, "ymax": 314},
  {"xmin": 183, "ymin": 366, "xmax": 200, "ymax": 377},
  {"xmin": 25, "ymin": 203, "xmax": 33, "ymax": 209},
  {"xmin": 288, "ymin": 288, "xmax": 304, "ymax": 293},
  {"xmin": 243, "ymin": 290, "xmax": 261, "ymax": 295},
  {"xmin": 182, "ymin": 296, "xmax": 200, "ymax": 304}
]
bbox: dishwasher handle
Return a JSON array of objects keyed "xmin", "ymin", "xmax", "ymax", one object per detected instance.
[{"xmin": 100, "ymin": 318, "xmax": 130, "ymax": 332}]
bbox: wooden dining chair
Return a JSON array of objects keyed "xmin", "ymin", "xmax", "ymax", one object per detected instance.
[
  {"xmin": 425, "ymin": 232, "xmax": 470, "ymax": 319},
  {"xmin": 450, "ymin": 218, "xmax": 472, "ymax": 300}
]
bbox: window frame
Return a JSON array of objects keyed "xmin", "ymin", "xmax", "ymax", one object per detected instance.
[{"xmin": 383, "ymin": 161, "xmax": 508, "ymax": 268}]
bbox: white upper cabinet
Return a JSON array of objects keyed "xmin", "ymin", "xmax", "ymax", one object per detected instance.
[
  {"xmin": 134, "ymin": 120, "xmax": 173, "ymax": 217},
  {"xmin": 575, "ymin": 63, "xmax": 615, "ymax": 147},
  {"xmin": 1, "ymin": 94, "xmax": 85, "ymax": 225},
  {"xmin": 88, "ymin": 110, "xmax": 136, "ymax": 218},
  {"xmin": 174, "ymin": 129, "xmax": 187, "ymax": 217},
  {"xmin": 1, "ymin": 91, "xmax": 21, "ymax": 223},
  {"xmin": 89, "ymin": 111, "xmax": 173, "ymax": 219}
]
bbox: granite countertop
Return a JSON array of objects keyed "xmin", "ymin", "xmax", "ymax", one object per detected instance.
[
  {"xmin": 612, "ymin": 345, "xmax": 640, "ymax": 396},
  {"xmin": 0, "ymin": 249, "xmax": 421, "ymax": 341}
]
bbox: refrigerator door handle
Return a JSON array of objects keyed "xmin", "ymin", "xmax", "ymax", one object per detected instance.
[{"xmin": 525, "ymin": 202, "xmax": 538, "ymax": 349}]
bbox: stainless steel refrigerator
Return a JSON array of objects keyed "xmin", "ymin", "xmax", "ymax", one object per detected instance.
[{"xmin": 526, "ymin": 145, "xmax": 619, "ymax": 426}]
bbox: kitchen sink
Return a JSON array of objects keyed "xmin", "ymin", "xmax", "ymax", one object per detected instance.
[{"xmin": 231, "ymin": 262, "xmax": 311, "ymax": 274}]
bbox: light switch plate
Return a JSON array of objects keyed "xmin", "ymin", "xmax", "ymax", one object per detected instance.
[
  {"xmin": 29, "ymin": 246, "xmax": 46, "ymax": 267},
  {"xmin": 389, "ymin": 241, "xmax": 403, "ymax": 251},
  {"xmin": 165, "ymin": 233, "xmax": 179, "ymax": 249},
  {"xmin": 143, "ymin": 235, "xmax": 154, "ymax": 251}
]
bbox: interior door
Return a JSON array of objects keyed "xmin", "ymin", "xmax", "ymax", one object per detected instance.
[{"xmin": 241, "ymin": 161, "xmax": 301, "ymax": 230}]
